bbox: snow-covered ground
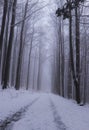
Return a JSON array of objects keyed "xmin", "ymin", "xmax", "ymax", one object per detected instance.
[
  {"xmin": 0, "ymin": 89, "xmax": 39, "ymax": 122},
  {"xmin": 50, "ymin": 94, "xmax": 89, "ymax": 130},
  {"xmin": 0, "ymin": 89, "xmax": 89, "ymax": 130}
]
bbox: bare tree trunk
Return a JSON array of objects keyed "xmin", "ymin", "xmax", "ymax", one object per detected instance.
[
  {"xmin": 1, "ymin": 0, "xmax": 12, "ymax": 85},
  {"xmin": 26, "ymin": 32, "xmax": 34, "ymax": 90},
  {"xmin": 3, "ymin": 0, "xmax": 17, "ymax": 89},
  {"xmin": 75, "ymin": 5, "xmax": 80, "ymax": 104},
  {"xmin": 67, "ymin": 57, "xmax": 72, "ymax": 98},
  {"xmin": 69, "ymin": 7, "xmax": 76, "ymax": 101},
  {"xmin": 61, "ymin": 19, "xmax": 65, "ymax": 97},
  {"xmin": 37, "ymin": 43, "xmax": 41, "ymax": 90},
  {"xmin": 15, "ymin": 0, "xmax": 28, "ymax": 90},
  {"xmin": 33, "ymin": 49, "xmax": 37, "ymax": 90},
  {"xmin": 69, "ymin": 4, "xmax": 80, "ymax": 104},
  {"xmin": 11, "ymin": 28, "xmax": 19, "ymax": 87},
  {"xmin": 0, "ymin": 0, "xmax": 8, "ymax": 56}
]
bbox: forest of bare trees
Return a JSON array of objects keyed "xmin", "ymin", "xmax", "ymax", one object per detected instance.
[
  {"xmin": 0, "ymin": 0, "xmax": 47, "ymax": 90},
  {"xmin": 0, "ymin": 0, "xmax": 89, "ymax": 105}
]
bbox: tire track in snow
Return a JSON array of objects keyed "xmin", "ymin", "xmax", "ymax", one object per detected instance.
[
  {"xmin": 50, "ymin": 98, "xmax": 67, "ymax": 130},
  {"xmin": 0, "ymin": 97, "xmax": 39, "ymax": 130}
]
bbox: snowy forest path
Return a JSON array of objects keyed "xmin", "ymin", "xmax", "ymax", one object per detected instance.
[{"xmin": 8, "ymin": 94, "xmax": 67, "ymax": 130}]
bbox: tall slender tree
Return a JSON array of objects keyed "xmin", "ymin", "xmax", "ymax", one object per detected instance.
[
  {"xmin": 15, "ymin": 0, "xmax": 29, "ymax": 90},
  {"xmin": 3, "ymin": 0, "xmax": 17, "ymax": 89}
]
